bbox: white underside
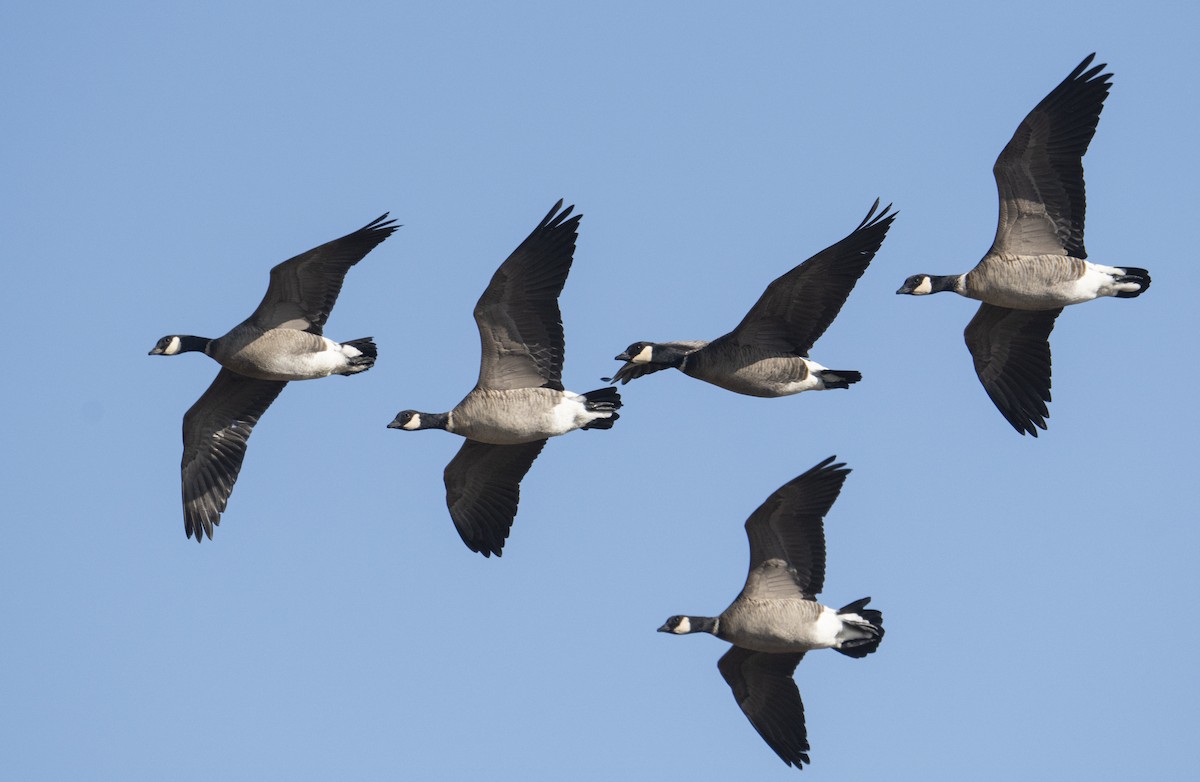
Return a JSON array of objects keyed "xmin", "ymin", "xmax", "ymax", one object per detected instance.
[
  {"xmin": 721, "ymin": 601, "xmax": 845, "ymax": 653},
  {"xmin": 449, "ymin": 389, "xmax": 612, "ymax": 445},
  {"xmin": 754, "ymin": 358, "xmax": 832, "ymax": 395},
  {"xmin": 810, "ymin": 605, "xmax": 846, "ymax": 648},
  {"xmin": 975, "ymin": 258, "xmax": 1144, "ymax": 310},
  {"xmin": 791, "ymin": 358, "xmax": 833, "ymax": 393},
  {"xmin": 273, "ymin": 337, "xmax": 356, "ymax": 379}
]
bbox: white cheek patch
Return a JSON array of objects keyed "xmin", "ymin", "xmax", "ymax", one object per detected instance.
[
  {"xmin": 401, "ymin": 414, "xmax": 422, "ymax": 430},
  {"xmin": 631, "ymin": 345, "xmax": 654, "ymax": 364},
  {"xmin": 675, "ymin": 616, "xmax": 691, "ymax": 634},
  {"xmin": 913, "ymin": 277, "xmax": 932, "ymax": 295},
  {"xmin": 166, "ymin": 336, "xmax": 182, "ymax": 355}
]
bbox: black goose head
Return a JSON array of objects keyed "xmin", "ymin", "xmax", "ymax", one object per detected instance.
[
  {"xmin": 896, "ymin": 274, "xmax": 960, "ymax": 295},
  {"xmin": 657, "ymin": 615, "xmax": 718, "ymax": 635},
  {"xmin": 615, "ymin": 341, "xmax": 688, "ymax": 368},
  {"xmin": 387, "ymin": 410, "xmax": 449, "ymax": 431},
  {"xmin": 148, "ymin": 335, "xmax": 210, "ymax": 356}
]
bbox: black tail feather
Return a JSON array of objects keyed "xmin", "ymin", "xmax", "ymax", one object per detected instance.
[
  {"xmin": 580, "ymin": 386, "xmax": 622, "ymax": 430},
  {"xmin": 820, "ymin": 369, "xmax": 862, "ymax": 390},
  {"xmin": 835, "ymin": 597, "xmax": 885, "ymax": 659},
  {"xmin": 339, "ymin": 337, "xmax": 377, "ymax": 373},
  {"xmin": 1115, "ymin": 267, "xmax": 1151, "ymax": 298},
  {"xmin": 581, "ymin": 386, "xmax": 622, "ymax": 411},
  {"xmin": 582, "ymin": 412, "xmax": 619, "ymax": 430},
  {"xmin": 344, "ymin": 337, "xmax": 377, "ymax": 359}
]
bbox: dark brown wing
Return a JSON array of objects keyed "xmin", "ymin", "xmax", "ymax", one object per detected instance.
[
  {"xmin": 741, "ymin": 456, "xmax": 849, "ymax": 599},
  {"xmin": 474, "ymin": 201, "xmax": 580, "ymax": 391},
  {"xmin": 443, "ymin": 439, "xmax": 548, "ymax": 557},
  {"xmin": 718, "ymin": 647, "xmax": 810, "ymax": 768},
  {"xmin": 964, "ymin": 303, "xmax": 1061, "ymax": 436},
  {"xmin": 605, "ymin": 360, "xmax": 669, "ymax": 385},
  {"xmin": 990, "ymin": 54, "xmax": 1111, "ymax": 258},
  {"xmin": 180, "ymin": 369, "xmax": 288, "ymax": 540},
  {"xmin": 719, "ymin": 201, "xmax": 895, "ymax": 354},
  {"xmin": 247, "ymin": 213, "xmax": 398, "ymax": 333}
]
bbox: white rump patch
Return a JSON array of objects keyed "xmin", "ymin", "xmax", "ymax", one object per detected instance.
[
  {"xmin": 550, "ymin": 395, "xmax": 590, "ymax": 435},
  {"xmin": 319, "ymin": 336, "xmax": 353, "ymax": 357},
  {"xmin": 813, "ymin": 606, "xmax": 845, "ymax": 648},
  {"xmin": 631, "ymin": 345, "xmax": 654, "ymax": 364}
]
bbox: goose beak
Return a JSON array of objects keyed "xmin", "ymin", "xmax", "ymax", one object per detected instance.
[
  {"xmin": 614, "ymin": 352, "xmax": 631, "ymax": 361},
  {"xmin": 656, "ymin": 622, "xmax": 672, "ymax": 633}
]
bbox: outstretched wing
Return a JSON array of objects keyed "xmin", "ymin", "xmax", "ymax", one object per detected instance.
[
  {"xmin": 740, "ymin": 456, "xmax": 849, "ymax": 599},
  {"xmin": 990, "ymin": 54, "xmax": 1111, "ymax": 258},
  {"xmin": 719, "ymin": 201, "xmax": 895, "ymax": 354},
  {"xmin": 443, "ymin": 439, "xmax": 548, "ymax": 557},
  {"xmin": 248, "ymin": 213, "xmax": 398, "ymax": 333},
  {"xmin": 964, "ymin": 303, "xmax": 1061, "ymax": 436},
  {"xmin": 474, "ymin": 201, "xmax": 580, "ymax": 391},
  {"xmin": 718, "ymin": 647, "xmax": 810, "ymax": 768},
  {"xmin": 180, "ymin": 369, "xmax": 288, "ymax": 540}
]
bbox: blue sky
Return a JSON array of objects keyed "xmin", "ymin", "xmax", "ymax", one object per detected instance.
[{"xmin": 3, "ymin": 1, "xmax": 1197, "ymax": 779}]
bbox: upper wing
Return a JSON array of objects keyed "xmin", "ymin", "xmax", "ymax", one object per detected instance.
[
  {"xmin": 604, "ymin": 340, "xmax": 709, "ymax": 385},
  {"xmin": 964, "ymin": 303, "xmax": 1061, "ymax": 436},
  {"xmin": 247, "ymin": 213, "xmax": 398, "ymax": 333},
  {"xmin": 990, "ymin": 54, "xmax": 1111, "ymax": 258},
  {"xmin": 474, "ymin": 201, "xmax": 581, "ymax": 391},
  {"xmin": 717, "ymin": 647, "xmax": 810, "ymax": 769},
  {"xmin": 720, "ymin": 201, "xmax": 896, "ymax": 354},
  {"xmin": 740, "ymin": 456, "xmax": 849, "ymax": 599},
  {"xmin": 443, "ymin": 438, "xmax": 548, "ymax": 557},
  {"xmin": 180, "ymin": 369, "xmax": 288, "ymax": 541}
]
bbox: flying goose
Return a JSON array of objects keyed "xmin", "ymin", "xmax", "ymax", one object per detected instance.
[
  {"xmin": 606, "ymin": 200, "xmax": 895, "ymax": 397},
  {"xmin": 897, "ymin": 54, "xmax": 1150, "ymax": 435},
  {"xmin": 658, "ymin": 456, "xmax": 883, "ymax": 769},
  {"xmin": 150, "ymin": 214, "xmax": 397, "ymax": 540},
  {"xmin": 388, "ymin": 200, "xmax": 620, "ymax": 557}
]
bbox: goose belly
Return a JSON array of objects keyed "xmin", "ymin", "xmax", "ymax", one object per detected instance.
[
  {"xmin": 720, "ymin": 600, "xmax": 838, "ymax": 653},
  {"xmin": 451, "ymin": 389, "xmax": 586, "ymax": 444},
  {"xmin": 969, "ymin": 254, "xmax": 1099, "ymax": 310},
  {"xmin": 686, "ymin": 351, "xmax": 813, "ymax": 397},
  {"xmin": 216, "ymin": 332, "xmax": 348, "ymax": 381}
]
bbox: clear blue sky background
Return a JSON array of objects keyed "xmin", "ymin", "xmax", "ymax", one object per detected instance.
[{"xmin": 3, "ymin": 2, "xmax": 1196, "ymax": 779}]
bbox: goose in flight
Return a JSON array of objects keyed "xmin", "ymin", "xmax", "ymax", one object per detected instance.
[
  {"xmin": 658, "ymin": 456, "xmax": 883, "ymax": 769},
  {"xmin": 388, "ymin": 201, "xmax": 620, "ymax": 557},
  {"xmin": 607, "ymin": 200, "xmax": 895, "ymax": 397},
  {"xmin": 897, "ymin": 54, "xmax": 1150, "ymax": 435},
  {"xmin": 150, "ymin": 213, "xmax": 397, "ymax": 540}
]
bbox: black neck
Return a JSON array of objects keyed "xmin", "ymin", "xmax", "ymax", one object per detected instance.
[
  {"xmin": 423, "ymin": 412, "xmax": 451, "ymax": 431},
  {"xmin": 657, "ymin": 344, "xmax": 690, "ymax": 368},
  {"xmin": 178, "ymin": 335, "xmax": 212, "ymax": 353},
  {"xmin": 929, "ymin": 275, "xmax": 962, "ymax": 294}
]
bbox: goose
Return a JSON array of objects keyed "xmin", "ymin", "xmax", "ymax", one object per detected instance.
[
  {"xmin": 658, "ymin": 456, "xmax": 883, "ymax": 769},
  {"xmin": 896, "ymin": 54, "xmax": 1150, "ymax": 436},
  {"xmin": 150, "ymin": 213, "xmax": 397, "ymax": 541},
  {"xmin": 388, "ymin": 200, "xmax": 620, "ymax": 557},
  {"xmin": 606, "ymin": 200, "xmax": 895, "ymax": 397}
]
